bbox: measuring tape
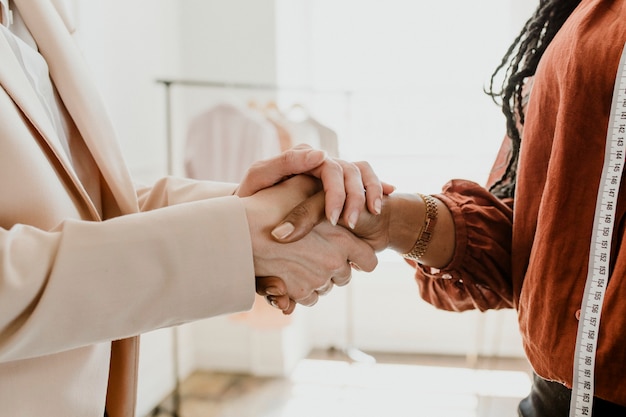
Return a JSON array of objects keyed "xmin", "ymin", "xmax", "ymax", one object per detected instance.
[{"xmin": 569, "ymin": 42, "xmax": 626, "ymax": 417}]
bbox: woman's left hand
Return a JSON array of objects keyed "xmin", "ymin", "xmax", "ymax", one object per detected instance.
[{"xmin": 236, "ymin": 144, "xmax": 394, "ymax": 229}]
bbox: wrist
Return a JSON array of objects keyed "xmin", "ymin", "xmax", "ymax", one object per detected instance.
[
  {"xmin": 384, "ymin": 192, "xmax": 454, "ymax": 268},
  {"xmin": 384, "ymin": 193, "xmax": 424, "ymax": 253}
]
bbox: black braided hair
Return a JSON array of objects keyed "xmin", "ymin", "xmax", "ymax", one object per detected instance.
[{"xmin": 486, "ymin": 0, "xmax": 582, "ymax": 198}]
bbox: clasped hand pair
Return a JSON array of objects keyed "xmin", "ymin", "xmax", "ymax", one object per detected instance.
[{"xmin": 237, "ymin": 145, "xmax": 394, "ymax": 314}]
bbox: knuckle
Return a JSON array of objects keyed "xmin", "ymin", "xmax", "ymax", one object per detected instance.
[
  {"xmin": 323, "ymin": 159, "xmax": 343, "ymax": 176},
  {"xmin": 281, "ymin": 150, "xmax": 297, "ymax": 166},
  {"xmin": 316, "ymin": 284, "xmax": 334, "ymax": 296},
  {"xmin": 287, "ymin": 204, "xmax": 318, "ymax": 228},
  {"xmin": 364, "ymin": 174, "xmax": 383, "ymax": 190},
  {"xmin": 362, "ymin": 255, "xmax": 378, "ymax": 272},
  {"xmin": 290, "ymin": 203, "xmax": 312, "ymax": 218},
  {"xmin": 299, "ymin": 294, "xmax": 318, "ymax": 307},
  {"xmin": 344, "ymin": 162, "xmax": 361, "ymax": 176},
  {"xmin": 347, "ymin": 190, "xmax": 366, "ymax": 205},
  {"xmin": 247, "ymin": 159, "xmax": 266, "ymax": 174},
  {"xmin": 334, "ymin": 275, "xmax": 352, "ymax": 287},
  {"xmin": 328, "ymin": 259, "xmax": 348, "ymax": 275},
  {"xmin": 354, "ymin": 160, "xmax": 372, "ymax": 171}
]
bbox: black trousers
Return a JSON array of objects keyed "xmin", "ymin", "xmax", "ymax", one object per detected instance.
[{"xmin": 518, "ymin": 373, "xmax": 626, "ymax": 417}]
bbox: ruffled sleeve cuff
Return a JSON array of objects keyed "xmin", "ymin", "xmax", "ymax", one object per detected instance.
[{"xmin": 411, "ymin": 179, "xmax": 515, "ymax": 312}]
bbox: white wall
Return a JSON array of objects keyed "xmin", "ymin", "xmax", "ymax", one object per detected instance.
[{"xmin": 74, "ymin": 0, "xmax": 181, "ymax": 184}]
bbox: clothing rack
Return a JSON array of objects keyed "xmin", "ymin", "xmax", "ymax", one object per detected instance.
[
  {"xmin": 153, "ymin": 78, "xmax": 363, "ymax": 417},
  {"xmin": 155, "ymin": 78, "xmax": 352, "ymax": 176}
]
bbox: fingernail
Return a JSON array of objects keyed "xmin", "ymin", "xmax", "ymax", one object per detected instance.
[
  {"xmin": 265, "ymin": 286, "xmax": 281, "ymax": 296},
  {"xmin": 347, "ymin": 211, "xmax": 358, "ymax": 229},
  {"xmin": 330, "ymin": 209, "xmax": 341, "ymax": 226},
  {"xmin": 271, "ymin": 222, "xmax": 295, "ymax": 240},
  {"xmin": 375, "ymin": 198, "xmax": 382, "ymax": 215}
]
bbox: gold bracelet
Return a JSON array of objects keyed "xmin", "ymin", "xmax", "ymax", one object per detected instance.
[{"xmin": 403, "ymin": 194, "xmax": 438, "ymax": 261}]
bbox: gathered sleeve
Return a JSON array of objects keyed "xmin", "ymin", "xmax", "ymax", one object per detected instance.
[{"xmin": 412, "ymin": 179, "xmax": 514, "ymax": 312}]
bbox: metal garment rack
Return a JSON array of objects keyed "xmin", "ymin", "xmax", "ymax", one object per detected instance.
[
  {"xmin": 155, "ymin": 78, "xmax": 352, "ymax": 176},
  {"xmin": 152, "ymin": 78, "xmax": 367, "ymax": 417}
]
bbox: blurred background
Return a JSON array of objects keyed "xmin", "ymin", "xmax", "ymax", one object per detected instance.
[{"xmin": 69, "ymin": 1, "xmax": 538, "ymax": 416}]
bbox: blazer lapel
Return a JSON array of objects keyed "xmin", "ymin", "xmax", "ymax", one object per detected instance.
[
  {"xmin": 0, "ymin": 27, "xmax": 103, "ymax": 220},
  {"xmin": 14, "ymin": 0, "xmax": 139, "ymax": 215},
  {"xmin": 0, "ymin": 31, "xmax": 70, "ymax": 168}
]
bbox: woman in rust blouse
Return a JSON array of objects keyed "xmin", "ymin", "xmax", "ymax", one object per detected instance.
[{"xmin": 268, "ymin": 0, "xmax": 626, "ymax": 415}]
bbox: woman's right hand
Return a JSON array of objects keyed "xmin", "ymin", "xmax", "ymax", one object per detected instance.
[
  {"xmin": 271, "ymin": 191, "xmax": 451, "ymax": 262},
  {"xmin": 236, "ymin": 144, "xmax": 394, "ymax": 231},
  {"xmin": 243, "ymin": 176, "xmax": 379, "ymax": 310},
  {"xmin": 270, "ymin": 190, "xmax": 393, "ymax": 252}
]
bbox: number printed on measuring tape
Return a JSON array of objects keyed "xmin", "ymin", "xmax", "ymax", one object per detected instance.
[{"xmin": 569, "ymin": 42, "xmax": 626, "ymax": 417}]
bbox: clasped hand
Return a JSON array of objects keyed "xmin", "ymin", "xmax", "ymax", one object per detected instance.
[
  {"xmin": 237, "ymin": 145, "xmax": 393, "ymax": 314},
  {"xmin": 243, "ymin": 175, "xmax": 377, "ymax": 308}
]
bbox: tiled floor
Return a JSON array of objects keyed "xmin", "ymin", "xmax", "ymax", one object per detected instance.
[{"xmin": 149, "ymin": 349, "xmax": 533, "ymax": 417}]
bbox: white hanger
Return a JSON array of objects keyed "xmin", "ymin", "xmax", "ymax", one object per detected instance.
[{"xmin": 286, "ymin": 102, "xmax": 310, "ymax": 123}]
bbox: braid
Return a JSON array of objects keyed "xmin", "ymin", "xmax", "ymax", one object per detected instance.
[{"xmin": 486, "ymin": 0, "xmax": 582, "ymax": 198}]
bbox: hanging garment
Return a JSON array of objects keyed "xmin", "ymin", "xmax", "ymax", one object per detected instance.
[
  {"xmin": 284, "ymin": 103, "xmax": 339, "ymax": 156},
  {"xmin": 184, "ymin": 102, "xmax": 281, "ymax": 182},
  {"xmin": 248, "ymin": 100, "xmax": 293, "ymax": 151},
  {"xmin": 263, "ymin": 101, "xmax": 321, "ymax": 150},
  {"xmin": 267, "ymin": 117, "xmax": 293, "ymax": 151},
  {"xmin": 305, "ymin": 116, "xmax": 340, "ymax": 158}
]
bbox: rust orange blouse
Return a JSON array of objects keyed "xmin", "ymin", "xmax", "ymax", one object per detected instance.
[{"xmin": 414, "ymin": 0, "xmax": 626, "ymax": 406}]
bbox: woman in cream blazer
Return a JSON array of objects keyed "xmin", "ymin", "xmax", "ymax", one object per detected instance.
[{"xmin": 0, "ymin": 1, "xmax": 382, "ymax": 416}]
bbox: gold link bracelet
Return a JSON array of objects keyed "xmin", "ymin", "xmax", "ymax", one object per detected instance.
[{"xmin": 403, "ymin": 194, "xmax": 438, "ymax": 261}]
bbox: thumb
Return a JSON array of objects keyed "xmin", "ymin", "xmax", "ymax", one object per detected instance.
[{"xmin": 271, "ymin": 191, "xmax": 326, "ymax": 242}]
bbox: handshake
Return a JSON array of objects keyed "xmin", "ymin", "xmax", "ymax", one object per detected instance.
[{"xmin": 236, "ymin": 145, "xmax": 418, "ymax": 315}]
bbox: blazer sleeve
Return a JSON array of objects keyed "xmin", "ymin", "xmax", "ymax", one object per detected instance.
[
  {"xmin": 135, "ymin": 175, "xmax": 240, "ymax": 210},
  {"xmin": 412, "ymin": 179, "xmax": 515, "ymax": 312},
  {"xmin": 0, "ymin": 194, "xmax": 255, "ymax": 362}
]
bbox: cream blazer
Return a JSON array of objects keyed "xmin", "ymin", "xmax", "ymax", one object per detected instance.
[{"xmin": 0, "ymin": 1, "xmax": 255, "ymax": 416}]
